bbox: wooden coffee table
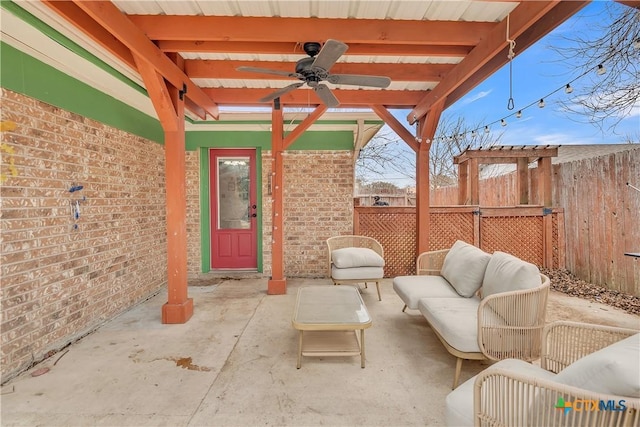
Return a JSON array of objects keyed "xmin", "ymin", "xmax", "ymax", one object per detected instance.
[{"xmin": 292, "ymin": 285, "xmax": 372, "ymax": 368}]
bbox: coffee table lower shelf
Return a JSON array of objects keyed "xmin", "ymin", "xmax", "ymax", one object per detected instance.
[{"xmin": 297, "ymin": 330, "xmax": 364, "ymax": 368}]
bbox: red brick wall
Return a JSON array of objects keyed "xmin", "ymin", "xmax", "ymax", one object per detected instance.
[
  {"xmin": 280, "ymin": 150, "xmax": 353, "ymax": 277},
  {"xmin": 185, "ymin": 150, "xmax": 201, "ymax": 276},
  {"xmin": 0, "ymin": 89, "xmax": 167, "ymax": 382}
]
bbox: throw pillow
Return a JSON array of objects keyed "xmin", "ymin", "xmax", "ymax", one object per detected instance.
[
  {"xmin": 440, "ymin": 240, "xmax": 491, "ymax": 297},
  {"xmin": 482, "ymin": 251, "xmax": 540, "ymax": 298}
]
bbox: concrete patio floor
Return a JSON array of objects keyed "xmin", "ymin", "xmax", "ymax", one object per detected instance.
[{"xmin": 1, "ymin": 278, "xmax": 639, "ymax": 426}]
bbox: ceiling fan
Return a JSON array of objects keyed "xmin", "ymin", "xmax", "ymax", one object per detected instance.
[{"xmin": 236, "ymin": 40, "xmax": 391, "ymax": 107}]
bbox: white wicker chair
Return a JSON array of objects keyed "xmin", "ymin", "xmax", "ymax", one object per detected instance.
[
  {"xmin": 467, "ymin": 321, "xmax": 640, "ymax": 427},
  {"xmin": 326, "ymin": 235, "xmax": 384, "ymax": 301}
]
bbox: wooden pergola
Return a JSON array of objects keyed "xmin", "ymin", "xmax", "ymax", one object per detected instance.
[
  {"xmin": 454, "ymin": 145, "xmax": 559, "ymax": 207},
  {"xmin": 23, "ymin": 0, "xmax": 638, "ymax": 323}
]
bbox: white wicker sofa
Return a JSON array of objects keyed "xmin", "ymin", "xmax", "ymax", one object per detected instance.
[
  {"xmin": 445, "ymin": 321, "xmax": 640, "ymax": 426},
  {"xmin": 393, "ymin": 240, "xmax": 550, "ymax": 388}
]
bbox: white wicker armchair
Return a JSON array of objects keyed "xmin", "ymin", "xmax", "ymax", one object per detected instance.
[
  {"xmin": 464, "ymin": 321, "xmax": 640, "ymax": 427},
  {"xmin": 326, "ymin": 235, "xmax": 385, "ymax": 301}
]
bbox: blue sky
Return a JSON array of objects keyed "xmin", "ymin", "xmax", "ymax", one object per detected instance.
[
  {"xmin": 365, "ymin": 1, "xmax": 639, "ymax": 187},
  {"xmin": 439, "ymin": 0, "xmax": 639, "ymax": 147}
]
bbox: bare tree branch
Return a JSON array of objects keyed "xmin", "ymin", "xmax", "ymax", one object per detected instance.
[
  {"xmin": 356, "ymin": 116, "xmax": 502, "ymax": 189},
  {"xmin": 552, "ymin": 3, "xmax": 640, "ymax": 132}
]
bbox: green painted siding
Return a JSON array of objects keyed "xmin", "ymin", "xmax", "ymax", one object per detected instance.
[
  {"xmin": 186, "ymin": 130, "xmax": 354, "ymax": 151},
  {"xmin": 1, "ymin": 42, "xmax": 164, "ymax": 142}
]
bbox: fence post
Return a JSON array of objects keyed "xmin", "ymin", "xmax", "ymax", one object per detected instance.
[
  {"xmin": 556, "ymin": 210, "xmax": 565, "ymax": 269},
  {"xmin": 473, "ymin": 208, "xmax": 481, "ymax": 247},
  {"xmin": 543, "ymin": 207, "xmax": 553, "ymax": 268}
]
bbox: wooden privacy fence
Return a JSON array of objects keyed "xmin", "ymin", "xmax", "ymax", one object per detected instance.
[{"xmin": 354, "ymin": 206, "xmax": 564, "ymax": 277}]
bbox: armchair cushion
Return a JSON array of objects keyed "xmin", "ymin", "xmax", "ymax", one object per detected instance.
[
  {"xmin": 331, "ymin": 247, "xmax": 385, "ymax": 269},
  {"xmin": 440, "ymin": 240, "xmax": 491, "ymax": 297},
  {"xmin": 554, "ymin": 333, "xmax": 640, "ymax": 398},
  {"xmin": 331, "ymin": 265, "xmax": 383, "ymax": 281},
  {"xmin": 482, "ymin": 251, "xmax": 540, "ymax": 298}
]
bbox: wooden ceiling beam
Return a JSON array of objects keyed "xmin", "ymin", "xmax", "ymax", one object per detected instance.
[
  {"xmin": 186, "ymin": 60, "xmax": 454, "ymax": 82},
  {"xmin": 128, "ymin": 15, "xmax": 493, "ymax": 46},
  {"xmin": 157, "ymin": 40, "xmax": 473, "ymax": 57},
  {"xmin": 407, "ymin": 1, "xmax": 587, "ymax": 123},
  {"xmin": 42, "ymin": 1, "xmax": 135, "ymax": 69},
  {"xmin": 445, "ymin": 1, "xmax": 589, "ymax": 110},
  {"xmin": 43, "ymin": 1, "xmax": 207, "ymax": 120},
  {"xmin": 371, "ymin": 105, "xmax": 419, "ymax": 152},
  {"xmin": 201, "ymin": 88, "xmax": 425, "ymax": 108},
  {"xmin": 71, "ymin": 0, "xmax": 219, "ymax": 120}
]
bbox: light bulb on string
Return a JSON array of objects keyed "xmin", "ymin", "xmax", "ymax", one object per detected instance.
[
  {"xmin": 501, "ymin": 119, "xmax": 507, "ymax": 127},
  {"xmin": 538, "ymin": 99, "xmax": 545, "ymax": 108},
  {"xmin": 516, "ymin": 110, "xmax": 522, "ymax": 118},
  {"xmin": 634, "ymin": 39, "xmax": 640, "ymax": 49},
  {"xmin": 484, "ymin": 126, "xmax": 490, "ymax": 134},
  {"xmin": 597, "ymin": 64, "xmax": 606, "ymax": 75},
  {"xmin": 565, "ymin": 84, "xmax": 573, "ymax": 94}
]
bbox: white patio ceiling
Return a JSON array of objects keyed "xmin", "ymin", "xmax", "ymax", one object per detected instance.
[{"xmin": 6, "ymin": 0, "xmax": 599, "ymax": 125}]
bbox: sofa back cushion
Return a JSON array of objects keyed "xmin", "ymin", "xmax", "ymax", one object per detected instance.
[
  {"xmin": 554, "ymin": 333, "xmax": 640, "ymax": 398},
  {"xmin": 482, "ymin": 251, "xmax": 540, "ymax": 298},
  {"xmin": 331, "ymin": 247, "xmax": 385, "ymax": 269},
  {"xmin": 441, "ymin": 240, "xmax": 491, "ymax": 297}
]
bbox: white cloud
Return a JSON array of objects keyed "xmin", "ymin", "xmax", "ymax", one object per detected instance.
[{"xmin": 461, "ymin": 89, "xmax": 493, "ymax": 106}]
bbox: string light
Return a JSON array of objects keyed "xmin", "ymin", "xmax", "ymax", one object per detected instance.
[
  {"xmin": 634, "ymin": 39, "xmax": 640, "ymax": 49},
  {"xmin": 435, "ymin": 47, "xmax": 633, "ymax": 144}
]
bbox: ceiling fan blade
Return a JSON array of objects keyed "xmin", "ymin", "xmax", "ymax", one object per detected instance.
[
  {"xmin": 311, "ymin": 39, "xmax": 348, "ymax": 72},
  {"xmin": 259, "ymin": 82, "xmax": 305, "ymax": 102},
  {"xmin": 327, "ymin": 74, "xmax": 391, "ymax": 88},
  {"xmin": 314, "ymin": 84, "xmax": 340, "ymax": 107},
  {"xmin": 237, "ymin": 66, "xmax": 302, "ymax": 79}
]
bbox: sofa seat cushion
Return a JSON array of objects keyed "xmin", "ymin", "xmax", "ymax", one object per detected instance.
[
  {"xmin": 418, "ymin": 297, "xmax": 489, "ymax": 353},
  {"xmin": 331, "ymin": 247, "xmax": 385, "ymax": 269},
  {"xmin": 392, "ymin": 275, "xmax": 459, "ymax": 310},
  {"xmin": 482, "ymin": 251, "xmax": 540, "ymax": 298},
  {"xmin": 445, "ymin": 359, "xmax": 557, "ymax": 427},
  {"xmin": 555, "ymin": 333, "xmax": 640, "ymax": 398},
  {"xmin": 440, "ymin": 240, "xmax": 491, "ymax": 298},
  {"xmin": 331, "ymin": 265, "xmax": 384, "ymax": 281}
]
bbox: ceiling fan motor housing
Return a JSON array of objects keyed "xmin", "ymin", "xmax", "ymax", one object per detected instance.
[{"xmin": 295, "ymin": 57, "xmax": 323, "ymax": 86}]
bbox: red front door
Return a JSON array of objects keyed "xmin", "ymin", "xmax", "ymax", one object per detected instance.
[{"xmin": 210, "ymin": 149, "xmax": 257, "ymax": 269}]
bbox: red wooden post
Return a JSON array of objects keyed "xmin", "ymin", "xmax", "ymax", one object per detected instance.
[{"xmin": 268, "ymin": 101, "xmax": 286, "ymax": 294}]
